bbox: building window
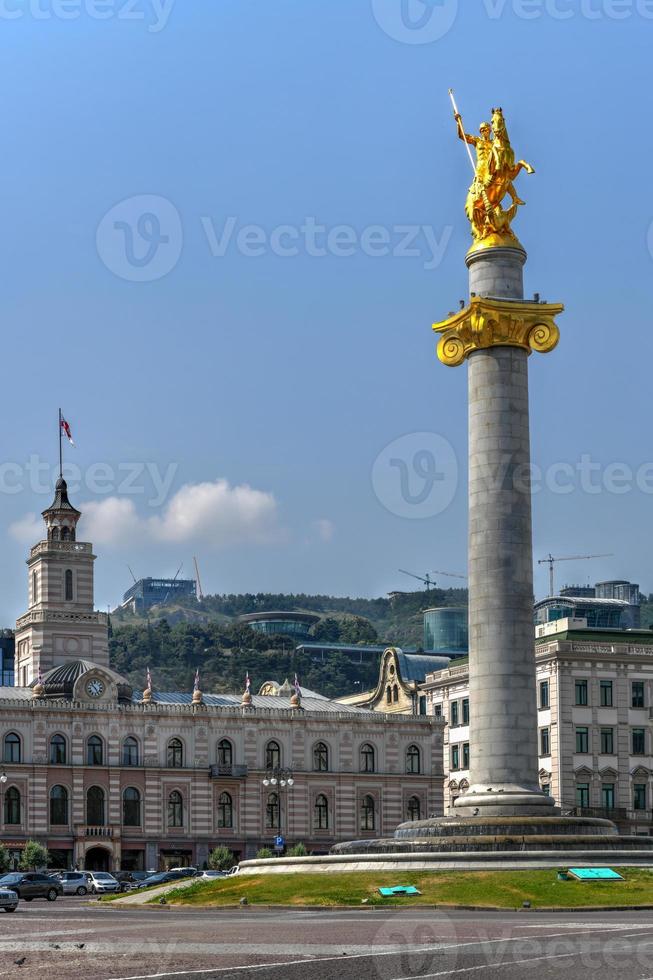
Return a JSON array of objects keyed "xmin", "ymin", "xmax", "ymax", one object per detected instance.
[
  {"xmin": 4, "ymin": 787, "xmax": 20, "ymax": 825},
  {"xmin": 167, "ymin": 738, "xmax": 183, "ymax": 768},
  {"xmin": 386, "ymin": 686, "xmax": 391, "ymax": 705},
  {"xmin": 50, "ymin": 734, "xmax": 67, "ymax": 765},
  {"xmin": 539, "ymin": 680, "xmax": 550, "ymax": 709},
  {"xmin": 451, "ymin": 744, "xmax": 460, "ymax": 770},
  {"xmin": 600, "ymin": 728, "xmax": 614, "ymax": 754},
  {"xmin": 540, "ymin": 727, "xmax": 550, "ymax": 756},
  {"xmin": 360, "ymin": 743, "xmax": 375, "ymax": 773},
  {"xmin": 64, "ymin": 569, "xmax": 73, "ymax": 602},
  {"xmin": 634, "ymin": 784, "xmax": 647, "ymax": 811},
  {"xmin": 462, "ymin": 698, "xmax": 469, "ymax": 724},
  {"xmin": 87, "ymin": 735, "xmax": 103, "ymax": 766},
  {"xmin": 265, "ymin": 740, "xmax": 281, "ymax": 770},
  {"xmin": 87, "ymin": 786, "xmax": 105, "ymax": 826},
  {"xmin": 450, "ymin": 701, "xmax": 459, "ymax": 727},
  {"xmin": 314, "ymin": 794, "xmax": 329, "ymax": 830},
  {"xmin": 541, "ymin": 782, "xmax": 551, "ymax": 797},
  {"xmin": 3, "ymin": 732, "xmax": 21, "ymax": 764},
  {"xmin": 217, "ymin": 739, "xmax": 233, "ymax": 768},
  {"xmin": 600, "ymin": 680, "xmax": 613, "ymax": 707},
  {"xmin": 313, "ymin": 742, "xmax": 329, "ymax": 772},
  {"xmin": 575, "ymin": 679, "xmax": 588, "ymax": 706},
  {"xmin": 462, "ymin": 742, "xmax": 470, "ymax": 769},
  {"xmin": 419, "ymin": 695, "xmax": 427, "ymax": 716},
  {"xmin": 393, "ymin": 685, "xmax": 399, "ymax": 703},
  {"xmin": 168, "ymin": 790, "xmax": 183, "ymax": 828},
  {"xmin": 49, "ymin": 785, "xmax": 68, "ymax": 825},
  {"xmin": 632, "ymin": 729, "xmax": 646, "ymax": 755},
  {"xmin": 360, "ymin": 795, "xmax": 375, "ymax": 831},
  {"xmin": 632, "ymin": 681, "xmax": 646, "ymax": 709},
  {"xmin": 217, "ymin": 792, "xmax": 233, "ymax": 829},
  {"xmin": 433, "ymin": 704, "xmax": 442, "ymax": 719},
  {"xmin": 122, "ymin": 788, "xmax": 141, "ymax": 827},
  {"xmin": 406, "ymin": 744, "xmax": 421, "ymax": 774},
  {"xmin": 407, "ymin": 796, "xmax": 421, "ymax": 821},
  {"xmin": 31, "ymin": 571, "xmax": 37, "ymax": 605},
  {"xmin": 576, "ymin": 783, "xmax": 590, "ymax": 808},
  {"xmin": 575, "ymin": 727, "xmax": 589, "ymax": 754},
  {"xmin": 265, "ymin": 792, "xmax": 280, "ymax": 829},
  {"xmin": 601, "ymin": 783, "xmax": 615, "ymax": 810},
  {"xmin": 122, "ymin": 737, "xmax": 139, "ymax": 767}
]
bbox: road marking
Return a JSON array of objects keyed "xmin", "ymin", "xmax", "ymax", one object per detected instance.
[{"xmin": 392, "ymin": 949, "xmax": 580, "ymax": 979}]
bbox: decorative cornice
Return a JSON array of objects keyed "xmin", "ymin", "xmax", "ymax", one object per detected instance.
[{"xmin": 433, "ymin": 295, "xmax": 564, "ymax": 367}]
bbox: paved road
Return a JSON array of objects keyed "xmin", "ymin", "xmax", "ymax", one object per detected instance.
[{"xmin": 3, "ymin": 898, "xmax": 653, "ymax": 979}]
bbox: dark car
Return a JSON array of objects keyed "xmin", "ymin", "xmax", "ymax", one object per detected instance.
[
  {"xmin": 135, "ymin": 870, "xmax": 191, "ymax": 889},
  {"xmin": 0, "ymin": 873, "xmax": 63, "ymax": 902},
  {"xmin": 113, "ymin": 871, "xmax": 151, "ymax": 892}
]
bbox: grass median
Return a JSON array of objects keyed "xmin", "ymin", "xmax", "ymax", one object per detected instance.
[{"xmin": 158, "ymin": 868, "xmax": 653, "ymax": 909}]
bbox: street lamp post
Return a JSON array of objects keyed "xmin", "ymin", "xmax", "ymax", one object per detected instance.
[{"xmin": 261, "ymin": 767, "xmax": 294, "ymax": 847}]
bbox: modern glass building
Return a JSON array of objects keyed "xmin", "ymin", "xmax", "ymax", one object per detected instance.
[
  {"xmin": 121, "ymin": 577, "xmax": 197, "ymax": 613},
  {"xmin": 534, "ymin": 595, "xmax": 639, "ymax": 630},
  {"xmin": 239, "ymin": 611, "xmax": 320, "ymax": 640},
  {"xmin": 423, "ymin": 607, "xmax": 468, "ymax": 654},
  {"xmin": 0, "ymin": 632, "xmax": 15, "ymax": 686}
]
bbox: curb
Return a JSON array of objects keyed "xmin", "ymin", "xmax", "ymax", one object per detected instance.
[{"xmin": 94, "ymin": 901, "xmax": 653, "ymax": 914}]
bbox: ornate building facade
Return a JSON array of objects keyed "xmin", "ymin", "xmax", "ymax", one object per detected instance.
[{"xmin": 0, "ymin": 482, "xmax": 443, "ymax": 871}]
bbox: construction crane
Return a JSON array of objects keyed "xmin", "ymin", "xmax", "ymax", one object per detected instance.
[
  {"xmin": 537, "ymin": 553, "xmax": 614, "ymax": 598},
  {"xmin": 161, "ymin": 563, "xmax": 184, "ymax": 606},
  {"xmin": 127, "ymin": 565, "xmax": 137, "ymax": 585},
  {"xmin": 193, "ymin": 556, "xmax": 204, "ymax": 601},
  {"xmin": 399, "ymin": 569, "xmax": 467, "ymax": 592}
]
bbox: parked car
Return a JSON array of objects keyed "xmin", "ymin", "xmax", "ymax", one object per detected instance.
[
  {"xmin": 169, "ymin": 866, "xmax": 199, "ymax": 875},
  {"xmin": 113, "ymin": 871, "xmax": 150, "ymax": 892},
  {"xmin": 198, "ymin": 870, "xmax": 227, "ymax": 881},
  {"xmin": 0, "ymin": 873, "xmax": 62, "ymax": 902},
  {"xmin": 134, "ymin": 870, "xmax": 191, "ymax": 889},
  {"xmin": 85, "ymin": 872, "xmax": 120, "ymax": 894},
  {"xmin": 0, "ymin": 887, "xmax": 18, "ymax": 912},
  {"xmin": 54, "ymin": 871, "xmax": 90, "ymax": 896}
]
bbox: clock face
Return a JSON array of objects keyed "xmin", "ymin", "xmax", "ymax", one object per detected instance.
[{"xmin": 86, "ymin": 679, "xmax": 104, "ymax": 698}]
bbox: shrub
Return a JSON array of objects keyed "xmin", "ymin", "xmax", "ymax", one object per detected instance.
[
  {"xmin": 256, "ymin": 847, "xmax": 274, "ymax": 859},
  {"xmin": 19, "ymin": 841, "xmax": 49, "ymax": 871},
  {"xmin": 208, "ymin": 846, "xmax": 234, "ymax": 871},
  {"xmin": 0, "ymin": 844, "xmax": 10, "ymax": 874},
  {"xmin": 288, "ymin": 842, "xmax": 307, "ymax": 857}
]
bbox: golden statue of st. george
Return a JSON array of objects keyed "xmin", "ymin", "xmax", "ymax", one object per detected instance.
[{"xmin": 451, "ymin": 98, "xmax": 535, "ymax": 251}]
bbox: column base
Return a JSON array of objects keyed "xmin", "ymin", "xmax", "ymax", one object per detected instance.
[{"xmin": 453, "ymin": 784, "xmax": 559, "ymax": 818}]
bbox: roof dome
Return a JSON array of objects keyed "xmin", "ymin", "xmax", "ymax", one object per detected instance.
[{"xmin": 34, "ymin": 660, "xmax": 132, "ymax": 702}]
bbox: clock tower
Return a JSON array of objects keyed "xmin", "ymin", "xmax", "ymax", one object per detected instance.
[{"xmin": 14, "ymin": 478, "xmax": 109, "ymax": 685}]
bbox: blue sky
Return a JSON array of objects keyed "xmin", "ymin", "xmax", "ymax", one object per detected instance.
[{"xmin": 1, "ymin": 0, "xmax": 651, "ymax": 619}]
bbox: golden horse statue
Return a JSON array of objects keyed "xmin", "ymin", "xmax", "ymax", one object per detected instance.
[{"xmin": 455, "ymin": 106, "xmax": 534, "ymax": 250}]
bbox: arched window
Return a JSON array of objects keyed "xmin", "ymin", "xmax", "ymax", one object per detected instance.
[
  {"xmin": 265, "ymin": 740, "xmax": 281, "ymax": 770},
  {"xmin": 122, "ymin": 737, "xmax": 139, "ymax": 767},
  {"xmin": 4, "ymin": 787, "xmax": 20, "ymax": 825},
  {"xmin": 360, "ymin": 743, "xmax": 375, "ymax": 773},
  {"xmin": 217, "ymin": 739, "xmax": 233, "ymax": 767},
  {"xmin": 61, "ymin": 526, "xmax": 70, "ymax": 541},
  {"xmin": 393, "ymin": 684, "xmax": 399, "ymax": 703},
  {"xmin": 168, "ymin": 790, "xmax": 183, "ymax": 828},
  {"xmin": 51, "ymin": 527, "xmax": 60, "ymax": 541},
  {"xmin": 87, "ymin": 786, "xmax": 105, "ymax": 826},
  {"xmin": 64, "ymin": 569, "xmax": 73, "ymax": 601},
  {"xmin": 50, "ymin": 734, "xmax": 67, "ymax": 765},
  {"xmin": 87, "ymin": 735, "xmax": 103, "ymax": 766},
  {"xmin": 406, "ymin": 744, "xmax": 421, "ymax": 774},
  {"xmin": 314, "ymin": 794, "xmax": 329, "ymax": 830},
  {"xmin": 265, "ymin": 792, "xmax": 280, "ymax": 829},
  {"xmin": 407, "ymin": 795, "xmax": 421, "ymax": 821},
  {"xmin": 313, "ymin": 742, "xmax": 329, "ymax": 772},
  {"xmin": 3, "ymin": 732, "xmax": 21, "ymax": 764},
  {"xmin": 123, "ymin": 788, "xmax": 141, "ymax": 827},
  {"xmin": 218, "ymin": 791, "xmax": 233, "ymax": 828},
  {"xmin": 386, "ymin": 685, "xmax": 392, "ymax": 704},
  {"xmin": 50, "ymin": 785, "xmax": 68, "ymax": 825},
  {"xmin": 167, "ymin": 738, "xmax": 183, "ymax": 768},
  {"xmin": 360, "ymin": 795, "xmax": 375, "ymax": 831}
]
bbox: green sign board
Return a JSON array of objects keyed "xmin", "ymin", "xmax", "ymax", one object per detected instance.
[{"xmin": 567, "ymin": 868, "xmax": 624, "ymax": 881}]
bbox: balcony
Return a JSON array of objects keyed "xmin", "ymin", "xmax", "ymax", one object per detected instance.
[
  {"xmin": 74, "ymin": 825, "xmax": 117, "ymax": 839},
  {"xmin": 209, "ymin": 764, "xmax": 248, "ymax": 779},
  {"xmin": 30, "ymin": 540, "xmax": 93, "ymax": 558}
]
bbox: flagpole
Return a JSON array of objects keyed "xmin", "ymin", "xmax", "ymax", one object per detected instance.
[{"xmin": 58, "ymin": 408, "xmax": 62, "ymax": 480}]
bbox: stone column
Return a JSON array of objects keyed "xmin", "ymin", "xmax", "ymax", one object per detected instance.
[{"xmin": 435, "ymin": 245, "xmax": 562, "ymax": 818}]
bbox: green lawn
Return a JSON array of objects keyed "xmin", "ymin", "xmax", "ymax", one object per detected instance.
[{"xmin": 159, "ymin": 868, "xmax": 653, "ymax": 909}]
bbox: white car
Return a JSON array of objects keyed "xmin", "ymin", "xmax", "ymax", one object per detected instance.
[
  {"xmin": 85, "ymin": 872, "xmax": 120, "ymax": 894},
  {"xmin": 55, "ymin": 871, "xmax": 89, "ymax": 896},
  {"xmin": 198, "ymin": 870, "xmax": 227, "ymax": 881},
  {"xmin": 0, "ymin": 888, "xmax": 18, "ymax": 912}
]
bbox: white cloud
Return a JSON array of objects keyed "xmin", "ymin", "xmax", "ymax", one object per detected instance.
[
  {"xmin": 314, "ymin": 518, "xmax": 335, "ymax": 542},
  {"xmin": 9, "ymin": 513, "xmax": 41, "ymax": 544},
  {"xmin": 9, "ymin": 479, "xmax": 281, "ymax": 552},
  {"xmin": 148, "ymin": 479, "xmax": 280, "ymax": 548}
]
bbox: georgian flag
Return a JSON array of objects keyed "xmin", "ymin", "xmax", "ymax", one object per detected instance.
[
  {"xmin": 60, "ymin": 415, "xmax": 75, "ymax": 446},
  {"xmin": 194, "ymin": 668, "xmax": 200, "ymax": 691},
  {"xmin": 146, "ymin": 667, "xmax": 152, "ymax": 692},
  {"xmin": 294, "ymin": 673, "xmax": 301, "ymax": 697}
]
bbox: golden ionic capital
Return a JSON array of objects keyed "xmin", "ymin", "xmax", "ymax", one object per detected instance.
[{"xmin": 433, "ymin": 296, "xmax": 564, "ymax": 367}]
